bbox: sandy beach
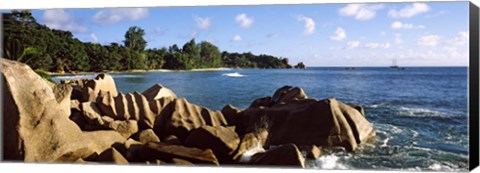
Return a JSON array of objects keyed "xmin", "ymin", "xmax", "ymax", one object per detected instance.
[{"xmin": 47, "ymin": 67, "xmax": 234, "ymax": 75}]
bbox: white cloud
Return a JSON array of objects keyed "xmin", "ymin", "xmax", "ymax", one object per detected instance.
[
  {"xmin": 448, "ymin": 31, "xmax": 469, "ymax": 46},
  {"xmin": 339, "ymin": 4, "xmax": 384, "ymax": 20},
  {"xmin": 90, "ymin": 33, "xmax": 98, "ymax": 43},
  {"xmin": 194, "ymin": 16, "xmax": 211, "ymax": 30},
  {"xmin": 391, "ymin": 21, "xmax": 425, "ymax": 29},
  {"xmin": 364, "ymin": 42, "xmax": 391, "ymax": 49},
  {"xmin": 235, "ymin": 13, "xmax": 254, "ymax": 28},
  {"xmin": 417, "ymin": 35, "xmax": 441, "ymax": 47},
  {"xmin": 395, "ymin": 33, "xmax": 403, "ymax": 44},
  {"xmin": 93, "ymin": 8, "xmax": 148, "ymax": 24},
  {"xmin": 388, "ymin": 3, "xmax": 430, "ymax": 18},
  {"xmin": 42, "ymin": 10, "xmax": 88, "ymax": 33},
  {"xmin": 346, "ymin": 41, "xmax": 360, "ymax": 49},
  {"xmin": 232, "ymin": 34, "xmax": 242, "ymax": 42},
  {"xmin": 297, "ymin": 15, "xmax": 315, "ymax": 35},
  {"xmin": 330, "ymin": 27, "xmax": 346, "ymax": 41}
]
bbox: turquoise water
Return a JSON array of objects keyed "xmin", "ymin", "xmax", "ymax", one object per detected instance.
[{"xmin": 52, "ymin": 67, "xmax": 469, "ymax": 171}]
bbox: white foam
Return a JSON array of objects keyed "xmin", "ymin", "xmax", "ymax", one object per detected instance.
[
  {"xmin": 222, "ymin": 72, "xmax": 245, "ymax": 77},
  {"xmin": 428, "ymin": 163, "xmax": 453, "ymax": 171},
  {"xmin": 238, "ymin": 147, "xmax": 265, "ymax": 163},
  {"xmin": 315, "ymin": 154, "xmax": 347, "ymax": 169},
  {"xmin": 111, "ymin": 75, "xmax": 142, "ymax": 78},
  {"xmin": 52, "ymin": 74, "xmax": 97, "ymax": 80},
  {"xmin": 380, "ymin": 137, "xmax": 390, "ymax": 147},
  {"xmin": 238, "ymin": 133, "xmax": 268, "ymax": 163}
]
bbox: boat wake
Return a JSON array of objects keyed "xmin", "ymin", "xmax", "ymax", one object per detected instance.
[{"xmin": 222, "ymin": 72, "xmax": 246, "ymax": 77}]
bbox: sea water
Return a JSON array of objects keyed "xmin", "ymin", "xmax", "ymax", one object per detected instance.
[{"xmin": 52, "ymin": 67, "xmax": 469, "ymax": 171}]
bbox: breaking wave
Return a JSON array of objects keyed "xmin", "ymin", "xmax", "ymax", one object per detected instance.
[{"xmin": 222, "ymin": 72, "xmax": 246, "ymax": 77}]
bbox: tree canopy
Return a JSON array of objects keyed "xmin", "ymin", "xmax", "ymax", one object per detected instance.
[{"xmin": 2, "ymin": 10, "xmax": 298, "ymax": 73}]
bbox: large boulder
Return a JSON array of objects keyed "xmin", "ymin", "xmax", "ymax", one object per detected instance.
[
  {"xmin": 154, "ymin": 98, "xmax": 229, "ymax": 141},
  {"xmin": 239, "ymin": 98, "xmax": 375, "ymax": 151},
  {"xmin": 149, "ymin": 96, "xmax": 175, "ymax": 115},
  {"xmin": 298, "ymin": 145, "xmax": 323, "ymax": 159},
  {"xmin": 81, "ymin": 102, "xmax": 105, "ymax": 127},
  {"xmin": 137, "ymin": 142, "xmax": 220, "ymax": 165},
  {"xmin": 103, "ymin": 119, "xmax": 139, "ymax": 139},
  {"xmin": 249, "ymin": 97, "xmax": 274, "ymax": 108},
  {"xmin": 271, "ymin": 86, "xmax": 308, "ymax": 104},
  {"xmin": 249, "ymin": 144, "xmax": 305, "ymax": 168},
  {"xmin": 142, "ymin": 83, "xmax": 177, "ymax": 101},
  {"xmin": 2, "ymin": 58, "xmax": 125, "ymax": 162},
  {"xmin": 133, "ymin": 92, "xmax": 156, "ymax": 130},
  {"xmin": 133, "ymin": 129, "xmax": 161, "ymax": 144},
  {"xmin": 94, "ymin": 148, "xmax": 129, "ymax": 164},
  {"xmin": 184, "ymin": 126, "xmax": 240, "ymax": 162},
  {"xmin": 233, "ymin": 128, "xmax": 269, "ymax": 161},
  {"xmin": 113, "ymin": 93, "xmax": 130, "ymax": 120},
  {"xmin": 96, "ymin": 92, "xmax": 157, "ymax": 130},
  {"xmin": 221, "ymin": 104, "xmax": 242, "ymax": 125},
  {"xmin": 62, "ymin": 74, "xmax": 118, "ymax": 102}
]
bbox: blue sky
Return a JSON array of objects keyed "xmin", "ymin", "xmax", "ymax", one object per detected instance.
[{"xmin": 28, "ymin": 2, "xmax": 470, "ymax": 67}]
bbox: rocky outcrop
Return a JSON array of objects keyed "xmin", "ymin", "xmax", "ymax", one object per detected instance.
[
  {"xmin": 94, "ymin": 148, "xmax": 129, "ymax": 164},
  {"xmin": 238, "ymin": 98, "xmax": 375, "ymax": 151},
  {"xmin": 249, "ymin": 144, "xmax": 305, "ymax": 168},
  {"xmin": 1, "ymin": 58, "xmax": 125, "ymax": 162},
  {"xmin": 61, "ymin": 73, "xmax": 118, "ymax": 102},
  {"xmin": 299, "ymin": 145, "xmax": 322, "ymax": 159},
  {"xmin": 233, "ymin": 128, "xmax": 269, "ymax": 161},
  {"xmin": 154, "ymin": 98, "xmax": 229, "ymax": 141},
  {"xmin": 271, "ymin": 86, "xmax": 307, "ymax": 104},
  {"xmin": 133, "ymin": 129, "xmax": 161, "ymax": 144},
  {"xmin": 142, "ymin": 83, "xmax": 177, "ymax": 101},
  {"xmin": 184, "ymin": 126, "xmax": 240, "ymax": 162},
  {"xmin": 137, "ymin": 142, "xmax": 220, "ymax": 165},
  {"xmin": 2, "ymin": 58, "xmax": 376, "ymax": 168}
]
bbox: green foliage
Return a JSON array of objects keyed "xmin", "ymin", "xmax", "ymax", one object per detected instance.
[
  {"xmin": 34, "ymin": 69, "xmax": 55, "ymax": 83},
  {"xmin": 124, "ymin": 26, "xmax": 147, "ymax": 52},
  {"xmin": 2, "ymin": 10, "xmax": 295, "ymax": 72}
]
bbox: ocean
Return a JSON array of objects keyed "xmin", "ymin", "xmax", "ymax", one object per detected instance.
[{"xmin": 52, "ymin": 67, "xmax": 469, "ymax": 171}]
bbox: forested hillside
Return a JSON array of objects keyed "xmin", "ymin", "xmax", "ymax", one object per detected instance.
[{"xmin": 2, "ymin": 10, "xmax": 298, "ymax": 73}]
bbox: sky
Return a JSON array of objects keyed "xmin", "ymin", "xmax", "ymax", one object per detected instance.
[{"xmin": 25, "ymin": 2, "xmax": 470, "ymax": 67}]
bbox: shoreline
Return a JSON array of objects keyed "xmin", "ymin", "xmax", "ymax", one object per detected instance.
[{"xmin": 48, "ymin": 67, "xmax": 235, "ymax": 75}]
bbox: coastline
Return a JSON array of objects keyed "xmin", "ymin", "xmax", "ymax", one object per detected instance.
[{"xmin": 48, "ymin": 67, "xmax": 235, "ymax": 75}]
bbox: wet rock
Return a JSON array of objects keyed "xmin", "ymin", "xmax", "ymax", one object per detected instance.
[
  {"xmin": 184, "ymin": 126, "xmax": 240, "ymax": 162},
  {"xmin": 298, "ymin": 145, "xmax": 322, "ymax": 159},
  {"xmin": 249, "ymin": 97, "xmax": 274, "ymax": 108},
  {"xmin": 233, "ymin": 128, "xmax": 269, "ymax": 161},
  {"xmin": 137, "ymin": 142, "xmax": 219, "ymax": 165},
  {"xmin": 240, "ymin": 97, "xmax": 375, "ymax": 152},
  {"xmin": 249, "ymin": 144, "xmax": 305, "ymax": 168},
  {"xmin": 221, "ymin": 104, "xmax": 242, "ymax": 125}
]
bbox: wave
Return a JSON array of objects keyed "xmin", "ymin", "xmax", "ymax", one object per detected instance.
[
  {"xmin": 52, "ymin": 74, "xmax": 97, "ymax": 81},
  {"xmin": 222, "ymin": 72, "xmax": 246, "ymax": 77},
  {"xmin": 366, "ymin": 103, "xmax": 464, "ymax": 118},
  {"xmin": 313, "ymin": 154, "xmax": 348, "ymax": 169},
  {"xmin": 111, "ymin": 75, "xmax": 143, "ymax": 78}
]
